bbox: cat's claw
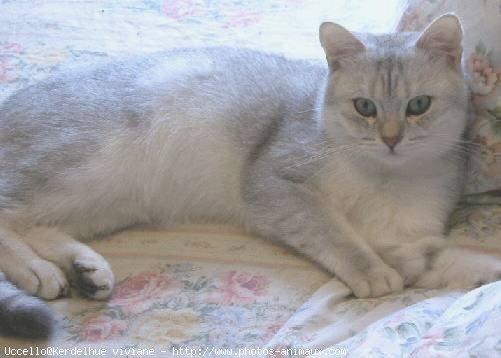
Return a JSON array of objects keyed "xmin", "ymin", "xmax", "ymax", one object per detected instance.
[
  {"xmin": 72, "ymin": 257, "xmax": 114, "ymax": 300},
  {"xmin": 343, "ymin": 264, "xmax": 404, "ymax": 298}
]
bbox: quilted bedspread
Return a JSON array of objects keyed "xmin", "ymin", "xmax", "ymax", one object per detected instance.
[{"xmin": 1, "ymin": 1, "xmax": 501, "ymax": 357}]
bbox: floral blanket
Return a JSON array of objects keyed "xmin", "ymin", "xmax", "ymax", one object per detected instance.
[
  {"xmin": 267, "ymin": 281, "xmax": 501, "ymax": 357},
  {"xmin": 1, "ymin": 1, "xmax": 501, "ymax": 357},
  {"xmin": 0, "ymin": 227, "xmax": 330, "ymax": 355}
]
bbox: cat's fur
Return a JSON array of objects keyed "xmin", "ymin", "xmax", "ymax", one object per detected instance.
[
  {"xmin": 0, "ymin": 273, "xmax": 54, "ymax": 338},
  {"xmin": 1, "ymin": 15, "xmax": 501, "ymax": 338}
]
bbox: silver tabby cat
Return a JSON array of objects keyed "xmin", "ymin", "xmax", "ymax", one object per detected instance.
[{"xmin": 1, "ymin": 15, "xmax": 501, "ymax": 338}]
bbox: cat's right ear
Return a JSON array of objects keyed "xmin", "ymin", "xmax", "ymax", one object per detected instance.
[
  {"xmin": 319, "ymin": 22, "xmax": 366, "ymax": 70},
  {"xmin": 415, "ymin": 14, "xmax": 463, "ymax": 69}
]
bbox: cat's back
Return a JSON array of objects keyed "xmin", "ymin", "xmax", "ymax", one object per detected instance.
[
  {"xmin": 0, "ymin": 47, "xmax": 325, "ymax": 142},
  {"xmin": 0, "ymin": 48, "xmax": 326, "ymax": 185},
  {"xmin": 0, "ymin": 48, "xmax": 326, "ymax": 229}
]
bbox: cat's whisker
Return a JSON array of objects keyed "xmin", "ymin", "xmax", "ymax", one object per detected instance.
[
  {"xmin": 295, "ymin": 107, "xmax": 323, "ymax": 114},
  {"xmin": 405, "ymin": 142, "xmax": 482, "ymax": 165},
  {"xmin": 287, "ymin": 144, "xmax": 358, "ymax": 169}
]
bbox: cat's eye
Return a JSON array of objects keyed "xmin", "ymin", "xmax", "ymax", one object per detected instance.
[
  {"xmin": 353, "ymin": 98, "xmax": 377, "ymax": 117},
  {"xmin": 406, "ymin": 95, "xmax": 431, "ymax": 116}
]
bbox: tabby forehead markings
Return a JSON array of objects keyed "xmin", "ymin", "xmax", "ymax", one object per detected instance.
[
  {"xmin": 381, "ymin": 56, "xmax": 403, "ymax": 100},
  {"xmin": 387, "ymin": 57, "xmax": 393, "ymax": 97}
]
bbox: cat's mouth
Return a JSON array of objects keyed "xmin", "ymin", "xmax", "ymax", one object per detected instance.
[{"xmin": 376, "ymin": 146, "xmax": 411, "ymax": 165}]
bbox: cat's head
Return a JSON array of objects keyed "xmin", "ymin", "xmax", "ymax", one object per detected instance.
[{"xmin": 319, "ymin": 15, "xmax": 468, "ymax": 168}]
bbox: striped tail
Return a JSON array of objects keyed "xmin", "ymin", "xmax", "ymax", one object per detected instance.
[{"xmin": 0, "ymin": 273, "xmax": 54, "ymax": 339}]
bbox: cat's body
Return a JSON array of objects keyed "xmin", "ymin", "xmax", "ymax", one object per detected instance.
[
  {"xmin": 0, "ymin": 48, "xmax": 324, "ymax": 237},
  {"xmin": 1, "ymin": 15, "xmax": 501, "ymax": 338}
]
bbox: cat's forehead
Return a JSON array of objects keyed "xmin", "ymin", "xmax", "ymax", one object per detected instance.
[
  {"xmin": 362, "ymin": 32, "xmax": 420, "ymax": 57},
  {"xmin": 336, "ymin": 32, "xmax": 450, "ymax": 98},
  {"xmin": 344, "ymin": 31, "xmax": 429, "ymax": 73}
]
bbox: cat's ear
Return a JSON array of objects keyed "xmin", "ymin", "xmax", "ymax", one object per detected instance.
[
  {"xmin": 416, "ymin": 14, "xmax": 463, "ymax": 69},
  {"xmin": 319, "ymin": 22, "xmax": 365, "ymax": 70}
]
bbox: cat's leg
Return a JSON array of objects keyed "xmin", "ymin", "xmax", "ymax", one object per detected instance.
[
  {"xmin": 0, "ymin": 226, "xmax": 69, "ymax": 299},
  {"xmin": 415, "ymin": 246, "xmax": 501, "ymax": 290},
  {"xmin": 21, "ymin": 226, "xmax": 114, "ymax": 300},
  {"xmin": 377, "ymin": 236, "xmax": 446, "ymax": 286},
  {"xmin": 244, "ymin": 174, "xmax": 403, "ymax": 298}
]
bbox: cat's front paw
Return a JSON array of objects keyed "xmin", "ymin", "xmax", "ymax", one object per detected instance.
[
  {"xmin": 5, "ymin": 259, "xmax": 69, "ymax": 300},
  {"xmin": 379, "ymin": 236, "xmax": 445, "ymax": 286},
  {"xmin": 338, "ymin": 262, "xmax": 404, "ymax": 298},
  {"xmin": 72, "ymin": 256, "xmax": 115, "ymax": 300},
  {"xmin": 416, "ymin": 248, "xmax": 501, "ymax": 290}
]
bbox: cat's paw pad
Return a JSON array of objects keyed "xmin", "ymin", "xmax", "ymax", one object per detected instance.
[
  {"xmin": 10, "ymin": 260, "xmax": 69, "ymax": 300},
  {"xmin": 72, "ymin": 257, "xmax": 114, "ymax": 300},
  {"xmin": 343, "ymin": 264, "xmax": 404, "ymax": 298}
]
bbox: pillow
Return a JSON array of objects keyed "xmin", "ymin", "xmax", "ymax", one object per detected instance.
[{"xmin": 397, "ymin": 0, "xmax": 501, "ymax": 195}]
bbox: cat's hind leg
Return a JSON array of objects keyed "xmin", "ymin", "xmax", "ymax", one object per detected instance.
[
  {"xmin": 0, "ymin": 226, "xmax": 69, "ymax": 299},
  {"xmin": 416, "ymin": 246, "xmax": 501, "ymax": 290},
  {"xmin": 22, "ymin": 226, "xmax": 114, "ymax": 300}
]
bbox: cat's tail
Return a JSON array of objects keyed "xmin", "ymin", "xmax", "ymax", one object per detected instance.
[{"xmin": 0, "ymin": 273, "xmax": 54, "ymax": 339}]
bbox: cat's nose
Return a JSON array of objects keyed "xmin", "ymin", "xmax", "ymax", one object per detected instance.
[
  {"xmin": 379, "ymin": 119, "xmax": 403, "ymax": 150},
  {"xmin": 381, "ymin": 135, "xmax": 402, "ymax": 150}
]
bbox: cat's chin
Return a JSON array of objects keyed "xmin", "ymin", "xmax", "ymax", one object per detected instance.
[
  {"xmin": 378, "ymin": 156, "xmax": 409, "ymax": 168},
  {"xmin": 383, "ymin": 150, "xmax": 407, "ymax": 161},
  {"xmin": 364, "ymin": 148, "xmax": 411, "ymax": 167}
]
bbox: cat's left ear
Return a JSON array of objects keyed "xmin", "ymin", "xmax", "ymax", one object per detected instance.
[
  {"xmin": 319, "ymin": 22, "xmax": 366, "ymax": 70},
  {"xmin": 416, "ymin": 14, "xmax": 463, "ymax": 69}
]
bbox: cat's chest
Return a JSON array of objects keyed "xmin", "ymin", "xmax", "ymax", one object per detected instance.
[{"xmin": 316, "ymin": 167, "xmax": 447, "ymax": 247}]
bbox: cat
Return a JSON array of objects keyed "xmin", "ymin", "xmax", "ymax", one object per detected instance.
[
  {"xmin": 1, "ymin": 14, "xmax": 501, "ymax": 338},
  {"xmin": 0, "ymin": 273, "xmax": 54, "ymax": 338}
]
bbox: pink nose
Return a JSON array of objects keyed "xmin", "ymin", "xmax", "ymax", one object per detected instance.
[{"xmin": 382, "ymin": 135, "xmax": 402, "ymax": 150}]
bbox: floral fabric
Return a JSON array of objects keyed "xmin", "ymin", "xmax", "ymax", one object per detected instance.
[
  {"xmin": 1, "ymin": 1, "xmax": 501, "ymax": 357},
  {"xmin": 266, "ymin": 281, "xmax": 501, "ymax": 357},
  {"xmin": 398, "ymin": 0, "xmax": 501, "ymax": 194},
  {"xmin": 264, "ymin": 204, "xmax": 501, "ymax": 358},
  {"xmin": 0, "ymin": 228, "xmax": 330, "ymax": 355},
  {"xmin": 0, "ymin": 0, "xmax": 402, "ymax": 102}
]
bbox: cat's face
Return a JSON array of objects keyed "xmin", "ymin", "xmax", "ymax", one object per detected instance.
[{"xmin": 320, "ymin": 15, "xmax": 468, "ymax": 167}]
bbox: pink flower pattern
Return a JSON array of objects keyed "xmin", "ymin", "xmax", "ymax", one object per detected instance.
[
  {"xmin": 468, "ymin": 53, "xmax": 499, "ymax": 96},
  {"xmin": 0, "ymin": 59, "xmax": 10, "ymax": 82},
  {"xmin": 208, "ymin": 271, "xmax": 270, "ymax": 305},
  {"xmin": 224, "ymin": 11, "xmax": 262, "ymax": 28},
  {"xmin": 80, "ymin": 316, "xmax": 127, "ymax": 342},
  {"xmin": 110, "ymin": 271, "xmax": 182, "ymax": 314},
  {"xmin": 162, "ymin": 0, "xmax": 202, "ymax": 19}
]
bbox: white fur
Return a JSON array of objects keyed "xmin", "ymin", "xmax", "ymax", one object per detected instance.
[
  {"xmin": 417, "ymin": 248, "xmax": 501, "ymax": 290},
  {"xmin": 0, "ymin": 226, "xmax": 68, "ymax": 299},
  {"xmin": 16, "ymin": 105, "xmax": 246, "ymax": 238},
  {"xmin": 22, "ymin": 226, "xmax": 114, "ymax": 300}
]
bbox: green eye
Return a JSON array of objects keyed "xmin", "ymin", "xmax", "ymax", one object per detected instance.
[
  {"xmin": 353, "ymin": 98, "xmax": 377, "ymax": 117},
  {"xmin": 407, "ymin": 95, "xmax": 431, "ymax": 116}
]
